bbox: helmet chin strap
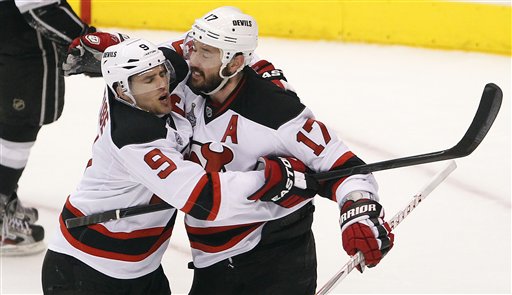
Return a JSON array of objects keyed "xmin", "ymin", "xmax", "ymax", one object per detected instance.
[{"xmin": 201, "ymin": 62, "xmax": 244, "ymax": 96}]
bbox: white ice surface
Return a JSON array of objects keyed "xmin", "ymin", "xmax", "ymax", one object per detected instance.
[{"xmin": 1, "ymin": 29, "xmax": 510, "ymax": 294}]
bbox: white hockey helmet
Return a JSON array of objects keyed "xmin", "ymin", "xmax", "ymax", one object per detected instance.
[
  {"xmin": 189, "ymin": 6, "xmax": 258, "ymax": 67},
  {"xmin": 101, "ymin": 38, "xmax": 175, "ymax": 107}
]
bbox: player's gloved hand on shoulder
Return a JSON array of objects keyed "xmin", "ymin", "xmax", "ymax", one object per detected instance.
[
  {"xmin": 339, "ymin": 192, "xmax": 394, "ymax": 272},
  {"xmin": 251, "ymin": 60, "xmax": 296, "ymax": 93},
  {"xmin": 63, "ymin": 32, "xmax": 129, "ymax": 77},
  {"xmin": 248, "ymin": 156, "xmax": 318, "ymax": 208}
]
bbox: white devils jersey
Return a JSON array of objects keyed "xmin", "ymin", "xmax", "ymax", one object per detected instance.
[
  {"xmin": 48, "ymin": 89, "xmax": 293, "ymax": 279},
  {"xmin": 173, "ymin": 67, "xmax": 380, "ymax": 268}
]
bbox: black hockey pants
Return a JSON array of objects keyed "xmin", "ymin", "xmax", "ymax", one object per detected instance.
[
  {"xmin": 41, "ymin": 250, "xmax": 171, "ymax": 295},
  {"xmin": 188, "ymin": 203, "xmax": 317, "ymax": 295},
  {"xmin": 0, "ymin": 0, "xmax": 65, "ymax": 127}
]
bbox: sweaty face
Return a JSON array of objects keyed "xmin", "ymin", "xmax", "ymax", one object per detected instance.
[
  {"xmin": 185, "ymin": 39, "xmax": 224, "ymax": 94},
  {"xmin": 129, "ymin": 64, "xmax": 172, "ymax": 115}
]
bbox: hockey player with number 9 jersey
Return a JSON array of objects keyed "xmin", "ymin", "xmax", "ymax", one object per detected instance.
[{"xmin": 41, "ymin": 38, "xmax": 317, "ymax": 294}]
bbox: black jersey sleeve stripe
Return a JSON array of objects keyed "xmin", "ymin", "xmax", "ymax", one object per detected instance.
[
  {"xmin": 180, "ymin": 173, "xmax": 221, "ymax": 221},
  {"xmin": 59, "ymin": 198, "xmax": 177, "ymax": 262},
  {"xmin": 207, "ymin": 172, "xmax": 221, "ymax": 221},
  {"xmin": 318, "ymin": 151, "xmax": 367, "ymax": 202}
]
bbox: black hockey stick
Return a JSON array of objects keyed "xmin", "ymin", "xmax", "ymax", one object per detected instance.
[
  {"xmin": 65, "ymin": 202, "xmax": 173, "ymax": 229},
  {"xmin": 310, "ymin": 82, "xmax": 502, "ymax": 182},
  {"xmin": 65, "ymin": 83, "xmax": 502, "ymax": 229}
]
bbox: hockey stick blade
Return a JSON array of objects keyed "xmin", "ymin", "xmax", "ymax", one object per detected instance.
[
  {"xmin": 449, "ymin": 83, "xmax": 502, "ymax": 157},
  {"xmin": 65, "ymin": 202, "xmax": 172, "ymax": 229},
  {"xmin": 310, "ymin": 83, "xmax": 502, "ymax": 182},
  {"xmin": 316, "ymin": 160, "xmax": 457, "ymax": 295}
]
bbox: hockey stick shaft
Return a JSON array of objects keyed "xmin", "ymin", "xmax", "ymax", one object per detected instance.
[
  {"xmin": 311, "ymin": 83, "xmax": 501, "ymax": 182},
  {"xmin": 65, "ymin": 202, "xmax": 172, "ymax": 229},
  {"xmin": 315, "ymin": 160, "xmax": 457, "ymax": 295},
  {"xmin": 65, "ymin": 83, "xmax": 501, "ymax": 228}
]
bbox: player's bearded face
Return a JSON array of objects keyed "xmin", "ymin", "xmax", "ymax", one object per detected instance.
[
  {"xmin": 129, "ymin": 64, "xmax": 172, "ymax": 115},
  {"xmin": 185, "ymin": 40, "xmax": 224, "ymax": 93}
]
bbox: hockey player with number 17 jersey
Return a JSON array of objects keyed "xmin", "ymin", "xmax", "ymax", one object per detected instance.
[{"xmin": 163, "ymin": 7, "xmax": 395, "ymax": 295}]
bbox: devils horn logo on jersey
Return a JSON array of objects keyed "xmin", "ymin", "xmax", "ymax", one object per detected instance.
[{"xmin": 189, "ymin": 142, "xmax": 234, "ymax": 172}]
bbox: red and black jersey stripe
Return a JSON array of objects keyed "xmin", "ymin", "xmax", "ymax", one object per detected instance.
[
  {"xmin": 180, "ymin": 172, "xmax": 221, "ymax": 221},
  {"xmin": 186, "ymin": 221, "xmax": 264, "ymax": 253},
  {"xmin": 59, "ymin": 198, "xmax": 177, "ymax": 262},
  {"xmin": 318, "ymin": 151, "xmax": 367, "ymax": 201},
  {"xmin": 251, "ymin": 59, "xmax": 287, "ymax": 89},
  {"xmin": 251, "ymin": 59, "xmax": 275, "ymax": 76}
]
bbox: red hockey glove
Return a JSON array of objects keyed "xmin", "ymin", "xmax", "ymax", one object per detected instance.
[
  {"xmin": 248, "ymin": 156, "xmax": 318, "ymax": 208},
  {"xmin": 340, "ymin": 195, "xmax": 394, "ymax": 272},
  {"xmin": 63, "ymin": 32, "xmax": 129, "ymax": 76},
  {"xmin": 251, "ymin": 60, "xmax": 296, "ymax": 93}
]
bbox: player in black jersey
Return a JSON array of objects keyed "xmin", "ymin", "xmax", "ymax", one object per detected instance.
[{"xmin": 0, "ymin": 0, "xmax": 93, "ymax": 256}]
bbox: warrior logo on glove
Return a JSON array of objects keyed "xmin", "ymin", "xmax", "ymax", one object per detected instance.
[
  {"xmin": 340, "ymin": 197, "xmax": 394, "ymax": 270},
  {"xmin": 340, "ymin": 202, "xmax": 378, "ymax": 224}
]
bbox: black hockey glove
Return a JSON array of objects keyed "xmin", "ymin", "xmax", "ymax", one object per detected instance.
[{"xmin": 248, "ymin": 156, "xmax": 318, "ymax": 208}]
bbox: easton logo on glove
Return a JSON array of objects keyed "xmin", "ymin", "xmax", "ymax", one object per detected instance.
[
  {"xmin": 248, "ymin": 156, "xmax": 318, "ymax": 208},
  {"xmin": 271, "ymin": 157, "xmax": 294, "ymax": 202}
]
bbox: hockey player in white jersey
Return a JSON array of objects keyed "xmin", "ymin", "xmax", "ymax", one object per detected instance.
[
  {"xmin": 171, "ymin": 7, "xmax": 395, "ymax": 294},
  {"xmin": 41, "ymin": 38, "xmax": 318, "ymax": 294}
]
